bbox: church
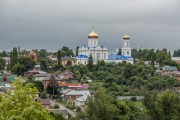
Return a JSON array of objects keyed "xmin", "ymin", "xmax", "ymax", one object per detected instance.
[{"xmin": 76, "ymin": 30, "xmax": 133, "ymax": 64}]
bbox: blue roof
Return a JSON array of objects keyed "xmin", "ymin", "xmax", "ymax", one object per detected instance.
[
  {"xmin": 76, "ymin": 55, "xmax": 89, "ymax": 58},
  {"xmin": 108, "ymin": 55, "xmax": 131, "ymax": 60}
]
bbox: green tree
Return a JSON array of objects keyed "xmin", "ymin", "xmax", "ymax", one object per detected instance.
[
  {"xmin": 38, "ymin": 49, "xmax": 47, "ymax": 62},
  {"xmin": 0, "ymin": 50, "xmax": 8, "ymax": 57},
  {"xmin": 76, "ymin": 46, "xmax": 79, "ymax": 56},
  {"xmin": 46, "ymin": 74, "xmax": 59, "ymax": 95},
  {"xmin": 0, "ymin": 57, "xmax": 6, "ymax": 70},
  {"xmin": 10, "ymin": 47, "xmax": 18, "ymax": 68},
  {"xmin": 0, "ymin": 78, "xmax": 52, "ymax": 120},
  {"xmin": 57, "ymin": 49, "xmax": 62, "ymax": 68},
  {"xmin": 85, "ymin": 91, "xmax": 118, "ymax": 120},
  {"xmin": 40, "ymin": 59, "xmax": 48, "ymax": 71},
  {"xmin": 173, "ymin": 49, "xmax": 180, "ymax": 57},
  {"xmin": 18, "ymin": 56, "xmax": 36, "ymax": 72},
  {"xmin": 117, "ymin": 48, "xmax": 121, "ymax": 55},
  {"xmin": 87, "ymin": 54, "xmax": 93, "ymax": 71},
  {"xmin": 11, "ymin": 63, "xmax": 25, "ymax": 75},
  {"xmin": 143, "ymin": 90, "xmax": 180, "ymax": 120},
  {"xmin": 61, "ymin": 46, "xmax": 74, "ymax": 57}
]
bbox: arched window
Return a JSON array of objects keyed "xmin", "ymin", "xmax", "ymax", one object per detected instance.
[{"xmin": 127, "ymin": 51, "xmax": 129, "ymax": 55}]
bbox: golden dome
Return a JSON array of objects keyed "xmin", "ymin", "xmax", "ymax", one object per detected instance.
[
  {"xmin": 88, "ymin": 31, "xmax": 98, "ymax": 39},
  {"xmin": 123, "ymin": 34, "xmax": 130, "ymax": 40}
]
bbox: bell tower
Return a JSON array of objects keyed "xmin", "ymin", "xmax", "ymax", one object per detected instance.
[{"xmin": 121, "ymin": 34, "xmax": 131, "ymax": 56}]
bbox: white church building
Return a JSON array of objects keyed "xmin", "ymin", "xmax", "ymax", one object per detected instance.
[{"xmin": 76, "ymin": 30, "xmax": 133, "ymax": 64}]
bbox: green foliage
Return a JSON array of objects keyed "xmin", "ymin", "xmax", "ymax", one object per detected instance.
[
  {"xmin": 0, "ymin": 78, "xmax": 52, "ymax": 120},
  {"xmin": 87, "ymin": 54, "xmax": 93, "ymax": 71},
  {"xmin": 10, "ymin": 47, "xmax": 18, "ymax": 67},
  {"xmin": 57, "ymin": 49, "xmax": 62, "ymax": 68},
  {"xmin": 49, "ymin": 112, "xmax": 66, "ymax": 120},
  {"xmin": 53, "ymin": 104, "xmax": 60, "ymax": 109},
  {"xmin": 11, "ymin": 56, "xmax": 36, "ymax": 75},
  {"xmin": 38, "ymin": 49, "xmax": 47, "ymax": 61},
  {"xmin": 85, "ymin": 91, "xmax": 119, "ymax": 120},
  {"xmin": 117, "ymin": 48, "xmax": 122, "ymax": 55},
  {"xmin": 0, "ymin": 57, "xmax": 6, "ymax": 70},
  {"xmin": 143, "ymin": 90, "xmax": 180, "ymax": 120},
  {"xmin": 18, "ymin": 56, "xmax": 36, "ymax": 71},
  {"xmin": 61, "ymin": 46, "xmax": 74, "ymax": 57},
  {"xmin": 0, "ymin": 50, "xmax": 8, "ymax": 57},
  {"xmin": 46, "ymin": 74, "xmax": 59, "ymax": 95},
  {"xmin": 75, "ymin": 46, "xmax": 79, "ymax": 56},
  {"xmin": 11, "ymin": 63, "xmax": 25, "ymax": 75},
  {"xmin": 40, "ymin": 59, "xmax": 48, "ymax": 71},
  {"xmin": 173, "ymin": 49, "xmax": 180, "ymax": 57}
]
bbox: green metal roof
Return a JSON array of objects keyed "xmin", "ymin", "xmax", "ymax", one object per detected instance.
[{"xmin": 0, "ymin": 76, "xmax": 15, "ymax": 83}]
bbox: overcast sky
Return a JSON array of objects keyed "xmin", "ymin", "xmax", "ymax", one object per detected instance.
[{"xmin": 0, "ymin": 0, "xmax": 180, "ymax": 53}]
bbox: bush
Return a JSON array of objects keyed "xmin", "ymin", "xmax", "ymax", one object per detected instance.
[
  {"xmin": 131, "ymin": 96, "xmax": 137, "ymax": 101},
  {"xmin": 53, "ymin": 104, "xmax": 60, "ymax": 109}
]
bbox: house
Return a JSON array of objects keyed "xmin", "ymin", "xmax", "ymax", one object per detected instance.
[
  {"xmin": 160, "ymin": 66, "xmax": 177, "ymax": 77},
  {"xmin": 34, "ymin": 73, "xmax": 48, "ymax": 81},
  {"xmin": 58, "ymin": 70, "xmax": 74, "ymax": 80},
  {"xmin": 172, "ymin": 71, "xmax": 180, "ymax": 80},
  {"xmin": 162, "ymin": 66, "xmax": 177, "ymax": 72},
  {"xmin": 59, "ymin": 84, "xmax": 82, "ymax": 91},
  {"xmin": 61, "ymin": 56, "xmax": 77, "ymax": 66},
  {"xmin": 42, "ymin": 74, "xmax": 67, "ymax": 87},
  {"xmin": 75, "ymin": 95, "xmax": 89, "ymax": 106},
  {"xmin": 36, "ymin": 98, "xmax": 50, "ymax": 109},
  {"xmin": 27, "ymin": 69, "xmax": 46, "ymax": 76},
  {"xmin": 171, "ymin": 57, "xmax": 180, "ymax": 64},
  {"xmin": 64, "ymin": 90, "xmax": 90, "ymax": 101},
  {"xmin": 0, "ymin": 72, "xmax": 15, "ymax": 87}
]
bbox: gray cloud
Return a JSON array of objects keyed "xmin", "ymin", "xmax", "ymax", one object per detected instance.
[{"xmin": 0, "ymin": 0, "xmax": 179, "ymax": 52}]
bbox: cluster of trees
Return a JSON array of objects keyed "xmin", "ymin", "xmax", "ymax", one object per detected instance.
[
  {"xmin": 0, "ymin": 78, "xmax": 52, "ymax": 119},
  {"xmin": 131, "ymin": 48, "xmax": 178, "ymax": 67},
  {"xmin": 68, "ymin": 61, "xmax": 180, "ymax": 96},
  {"xmin": 9, "ymin": 48, "xmax": 36, "ymax": 75},
  {"xmin": 173, "ymin": 49, "xmax": 180, "ymax": 57},
  {"xmin": 73, "ymin": 90, "xmax": 180, "ymax": 120}
]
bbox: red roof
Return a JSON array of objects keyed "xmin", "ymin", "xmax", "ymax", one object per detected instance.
[{"xmin": 59, "ymin": 84, "xmax": 81, "ymax": 87}]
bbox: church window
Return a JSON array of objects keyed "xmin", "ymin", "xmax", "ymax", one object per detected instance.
[
  {"xmin": 123, "ymin": 51, "xmax": 125, "ymax": 55},
  {"xmin": 127, "ymin": 51, "xmax": 129, "ymax": 55},
  {"xmin": 104, "ymin": 53, "xmax": 106, "ymax": 59},
  {"xmin": 96, "ymin": 53, "xmax": 100, "ymax": 59}
]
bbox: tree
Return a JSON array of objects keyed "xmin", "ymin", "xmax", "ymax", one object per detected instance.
[
  {"xmin": 87, "ymin": 54, "xmax": 93, "ymax": 71},
  {"xmin": 11, "ymin": 63, "xmax": 25, "ymax": 75},
  {"xmin": 10, "ymin": 47, "xmax": 18, "ymax": 68},
  {"xmin": 117, "ymin": 48, "xmax": 121, "ymax": 55},
  {"xmin": 0, "ymin": 50, "xmax": 8, "ymax": 57},
  {"xmin": 18, "ymin": 56, "xmax": 36, "ymax": 72},
  {"xmin": 84, "ymin": 91, "xmax": 119, "ymax": 120},
  {"xmin": 57, "ymin": 49, "xmax": 62, "ymax": 68},
  {"xmin": 61, "ymin": 46, "xmax": 74, "ymax": 57},
  {"xmin": 173, "ymin": 49, "xmax": 180, "ymax": 57},
  {"xmin": 40, "ymin": 59, "xmax": 48, "ymax": 71},
  {"xmin": 0, "ymin": 78, "xmax": 52, "ymax": 120},
  {"xmin": 143, "ymin": 90, "xmax": 180, "ymax": 120},
  {"xmin": 76, "ymin": 46, "xmax": 79, "ymax": 56},
  {"xmin": 38, "ymin": 49, "xmax": 47, "ymax": 62},
  {"xmin": 0, "ymin": 57, "xmax": 5, "ymax": 70},
  {"xmin": 46, "ymin": 74, "xmax": 59, "ymax": 95}
]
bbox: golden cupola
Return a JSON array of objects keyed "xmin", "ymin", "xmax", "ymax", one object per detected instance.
[
  {"xmin": 123, "ymin": 34, "xmax": 130, "ymax": 40},
  {"xmin": 88, "ymin": 31, "xmax": 98, "ymax": 39}
]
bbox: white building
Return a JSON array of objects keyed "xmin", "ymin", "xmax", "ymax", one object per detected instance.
[{"xmin": 76, "ymin": 30, "xmax": 133, "ymax": 64}]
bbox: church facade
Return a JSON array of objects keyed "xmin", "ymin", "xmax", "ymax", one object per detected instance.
[{"xmin": 76, "ymin": 30, "xmax": 133, "ymax": 64}]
